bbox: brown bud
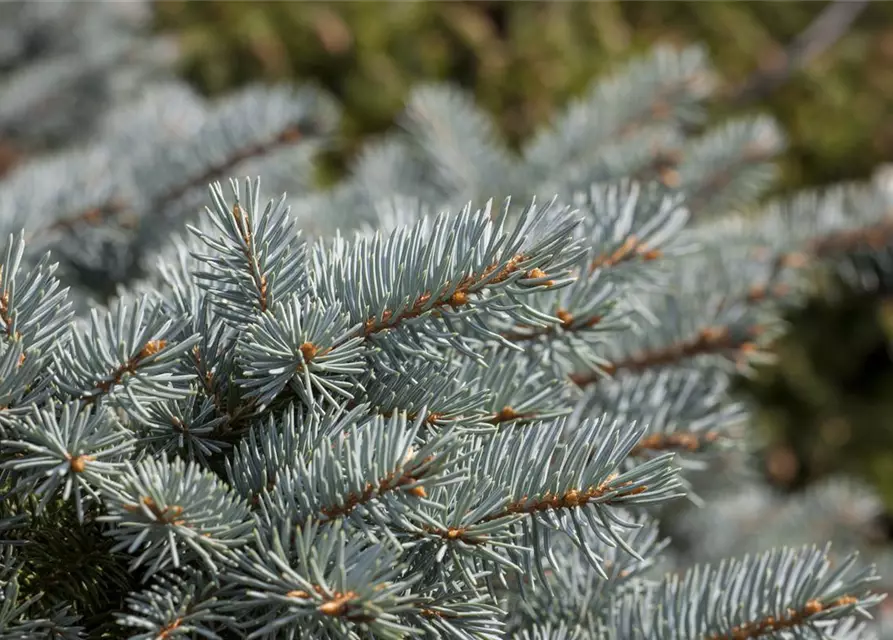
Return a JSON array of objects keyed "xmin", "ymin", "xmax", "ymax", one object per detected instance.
[
  {"xmin": 804, "ymin": 599, "xmax": 824, "ymax": 615},
  {"xmin": 300, "ymin": 341, "xmax": 319, "ymax": 362},
  {"xmin": 138, "ymin": 340, "xmax": 167, "ymax": 359},
  {"xmin": 555, "ymin": 309, "xmax": 574, "ymax": 327},
  {"xmin": 449, "ymin": 291, "xmax": 469, "ymax": 307}
]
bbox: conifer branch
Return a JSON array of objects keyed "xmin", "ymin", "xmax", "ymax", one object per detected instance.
[
  {"xmin": 312, "ymin": 198, "xmax": 584, "ymax": 357},
  {"xmin": 498, "ymin": 298, "xmax": 610, "ymax": 345},
  {"xmin": 739, "ymin": 217, "xmax": 893, "ymax": 302},
  {"xmin": 633, "ymin": 147, "xmax": 684, "ymax": 190},
  {"xmin": 705, "ymin": 595, "xmax": 859, "ymax": 640},
  {"xmin": 225, "ymin": 404, "xmax": 326, "ymax": 507},
  {"xmin": 285, "ymin": 586, "xmax": 375, "ymax": 623},
  {"xmin": 673, "ymin": 117, "xmax": 783, "ymax": 217},
  {"xmin": 616, "ymin": 84, "xmax": 703, "ymax": 140},
  {"xmin": 621, "ymin": 545, "xmax": 884, "ymax": 639},
  {"xmin": 361, "ymin": 255, "xmax": 540, "ymax": 337},
  {"xmin": 498, "ymin": 183, "xmax": 689, "ymax": 356},
  {"xmin": 629, "ymin": 430, "xmax": 721, "ymax": 457},
  {"xmin": 191, "ymin": 179, "xmax": 311, "ymax": 328},
  {"xmin": 570, "ymin": 325, "xmax": 763, "ymax": 387},
  {"xmin": 189, "ymin": 344, "xmax": 257, "ymax": 432},
  {"xmin": 258, "ymin": 411, "xmax": 461, "ymax": 532},
  {"xmin": 116, "ymin": 570, "xmax": 232, "ymax": 639},
  {"xmin": 45, "ymin": 124, "xmax": 310, "ymax": 235},
  {"xmin": 99, "ymin": 455, "xmax": 254, "ymax": 578},
  {"xmin": 80, "ymin": 339, "xmax": 167, "ymax": 403},
  {"xmin": 163, "ymin": 127, "xmax": 305, "ymax": 214},
  {"xmin": 223, "ymin": 518, "xmax": 419, "ymax": 637},
  {"xmin": 481, "ymin": 478, "xmax": 647, "ymax": 525},
  {"xmin": 55, "ymin": 297, "xmax": 199, "ymax": 423},
  {"xmin": 684, "ymin": 141, "xmax": 779, "ymax": 214},
  {"xmin": 317, "ymin": 454, "xmax": 433, "ymax": 521},
  {"xmin": 589, "ymin": 236, "xmax": 664, "ymax": 274},
  {"xmin": 612, "ymin": 67, "xmax": 712, "ymax": 139},
  {"xmin": 0, "ymin": 272, "xmax": 21, "ymax": 342},
  {"xmin": 46, "ymin": 199, "xmax": 130, "ymax": 234},
  {"xmin": 0, "ymin": 234, "xmax": 72, "ymax": 356},
  {"xmin": 177, "ymin": 315, "xmax": 262, "ymax": 439},
  {"xmin": 417, "ymin": 418, "xmax": 682, "ymax": 564},
  {"xmin": 238, "ymin": 296, "xmax": 364, "ymax": 410},
  {"xmin": 809, "ymin": 219, "xmax": 893, "ymax": 258}
]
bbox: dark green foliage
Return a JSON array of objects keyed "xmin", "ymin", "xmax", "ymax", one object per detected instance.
[{"xmin": 0, "ymin": 495, "xmax": 140, "ymax": 638}]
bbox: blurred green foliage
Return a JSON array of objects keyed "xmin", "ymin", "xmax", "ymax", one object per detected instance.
[
  {"xmin": 154, "ymin": 1, "xmax": 893, "ymax": 190},
  {"xmin": 744, "ymin": 292, "xmax": 893, "ymax": 503},
  {"xmin": 153, "ymin": 1, "xmax": 893, "ymax": 503}
]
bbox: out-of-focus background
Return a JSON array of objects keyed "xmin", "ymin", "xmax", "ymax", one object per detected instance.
[
  {"xmin": 154, "ymin": 1, "xmax": 893, "ymax": 191},
  {"xmin": 5, "ymin": 1, "xmax": 893, "ymax": 506}
]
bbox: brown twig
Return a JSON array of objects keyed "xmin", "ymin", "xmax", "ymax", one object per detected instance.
[
  {"xmin": 318, "ymin": 455, "xmax": 432, "ymax": 520},
  {"xmin": 122, "ymin": 496, "xmax": 186, "ymax": 526},
  {"xmin": 419, "ymin": 477, "xmax": 647, "ymax": 545},
  {"xmin": 362, "ymin": 257, "xmax": 544, "ymax": 336},
  {"xmin": 629, "ymin": 430, "xmax": 720, "ymax": 457},
  {"xmin": 190, "ymin": 345, "xmax": 257, "ymax": 436},
  {"xmin": 498, "ymin": 236, "xmax": 662, "ymax": 344},
  {"xmin": 230, "ymin": 202, "xmax": 271, "ymax": 313},
  {"xmin": 744, "ymin": 219, "xmax": 893, "ymax": 300},
  {"xmin": 500, "ymin": 308, "xmax": 605, "ymax": 343},
  {"xmin": 705, "ymin": 595, "xmax": 859, "ymax": 640},
  {"xmin": 0, "ymin": 283, "xmax": 21, "ymax": 341},
  {"xmin": 570, "ymin": 325, "xmax": 761, "ymax": 388},
  {"xmin": 482, "ymin": 476, "xmax": 646, "ymax": 524},
  {"xmin": 286, "ymin": 586, "xmax": 376, "ymax": 623},
  {"xmin": 0, "ymin": 139, "xmax": 22, "ymax": 179},
  {"xmin": 157, "ymin": 618, "xmax": 184, "ymax": 640},
  {"xmin": 590, "ymin": 235, "xmax": 663, "ymax": 274},
  {"xmin": 809, "ymin": 219, "xmax": 893, "ymax": 258},
  {"xmin": 484, "ymin": 406, "xmax": 536, "ymax": 425},
  {"xmin": 46, "ymin": 200, "xmax": 130, "ymax": 234}
]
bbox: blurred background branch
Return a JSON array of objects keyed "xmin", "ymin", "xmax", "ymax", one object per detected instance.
[{"xmin": 729, "ymin": 0, "xmax": 870, "ymax": 106}]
